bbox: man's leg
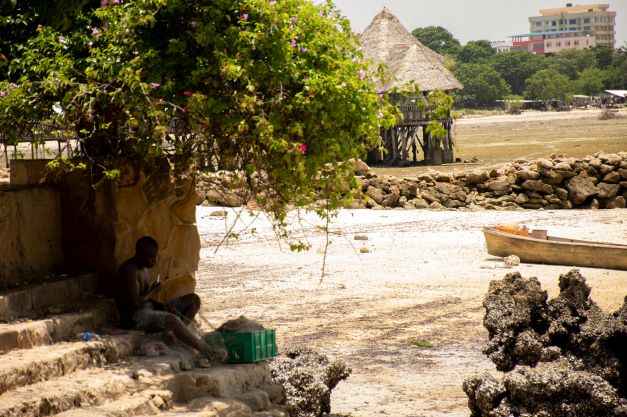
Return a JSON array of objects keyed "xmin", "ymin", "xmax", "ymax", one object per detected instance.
[
  {"xmin": 133, "ymin": 308, "xmax": 226, "ymax": 362},
  {"xmin": 168, "ymin": 293, "xmax": 201, "ymax": 322}
]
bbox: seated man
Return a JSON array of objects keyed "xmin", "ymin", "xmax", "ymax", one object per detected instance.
[{"xmin": 114, "ymin": 236, "xmax": 226, "ymax": 362}]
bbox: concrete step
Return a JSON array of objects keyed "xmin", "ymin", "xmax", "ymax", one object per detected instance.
[
  {"xmin": 0, "ymin": 299, "xmax": 117, "ymax": 354},
  {"xmin": 53, "ymin": 390, "xmax": 173, "ymax": 417},
  {"xmin": 0, "ymin": 367, "xmax": 143, "ymax": 417},
  {"xmin": 0, "ymin": 334, "xmax": 137, "ymax": 395}
]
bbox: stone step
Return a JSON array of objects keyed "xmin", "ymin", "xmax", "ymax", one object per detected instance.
[
  {"xmin": 0, "ymin": 367, "xmax": 143, "ymax": 417},
  {"xmin": 166, "ymin": 363, "xmax": 274, "ymax": 403},
  {"xmin": 146, "ymin": 398, "xmax": 288, "ymax": 417},
  {"xmin": 0, "ymin": 299, "xmax": 117, "ymax": 354},
  {"xmin": 0, "ymin": 273, "xmax": 99, "ymax": 321},
  {"xmin": 0, "ymin": 333, "xmax": 137, "ymax": 395},
  {"xmin": 52, "ymin": 390, "xmax": 173, "ymax": 417}
]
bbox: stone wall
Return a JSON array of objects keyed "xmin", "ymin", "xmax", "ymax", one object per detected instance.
[
  {"xmin": 59, "ymin": 163, "xmax": 200, "ymax": 300},
  {"xmin": 196, "ymin": 152, "xmax": 627, "ymax": 211},
  {"xmin": 0, "ymin": 185, "xmax": 64, "ymax": 290}
]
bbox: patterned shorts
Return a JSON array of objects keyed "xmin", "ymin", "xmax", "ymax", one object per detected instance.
[{"xmin": 126, "ymin": 299, "xmax": 186, "ymax": 332}]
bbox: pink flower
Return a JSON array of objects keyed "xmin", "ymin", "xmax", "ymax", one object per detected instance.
[
  {"xmin": 87, "ymin": 41, "xmax": 93, "ymax": 48},
  {"xmin": 301, "ymin": 47, "xmax": 307, "ymax": 53},
  {"xmin": 358, "ymin": 69, "xmax": 366, "ymax": 80},
  {"xmin": 100, "ymin": 0, "xmax": 109, "ymax": 7},
  {"xmin": 113, "ymin": 0, "xmax": 120, "ymax": 4},
  {"xmin": 103, "ymin": 22, "xmax": 110, "ymax": 30},
  {"xmin": 0, "ymin": 91, "xmax": 6, "ymax": 98},
  {"xmin": 299, "ymin": 144, "xmax": 307, "ymax": 153},
  {"xmin": 150, "ymin": 83, "xmax": 160, "ymax": 89},
  {"xmin": 92, "ymin": 27, "xmax": 100, "ymax": 35},
  {"xmin": 290, "ymin": 16, "xmax": 297, "ymax": 24},
  {"xmin": 10, "ymin": 83, "xmax": 18, "ymax": 89},
  {"xmin": 241, "ymin": 14, "xmax": 249, "ymax": 20},
  {"xmin": 191, "ymin": 21, "xmax": 197, "ymax": 28},
  {"xmin": 290, "ymin": 39, "xmax": 297, "ymax": 48},
  {"xmin": 377, "ymin": 111, "xmax": 384, "ymax": 118},
  {"xmin": 183, "ymin": 90, "xmax": 193, "ymax": 96},
  {"xmin": 269, "ymin": 1, "xmax": 275, "ymax": 7}
]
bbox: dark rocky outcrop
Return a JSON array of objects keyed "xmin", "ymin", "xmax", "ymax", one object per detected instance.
[
  {"xmin": 464, "ymin": 270, "xmax": 627, "ymax": 417},
  {"xmin": 270, "ymin": 348, "xmax": 351, "ymax": 417}
]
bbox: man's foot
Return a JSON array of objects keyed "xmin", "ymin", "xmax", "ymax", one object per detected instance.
[
  {"xmin": 195, "ymin": 357, "xmax": 211, "ymax": 368},
  {"xmin": 204, "ymin": 347, "xmax": 228, "ymax": 364}
]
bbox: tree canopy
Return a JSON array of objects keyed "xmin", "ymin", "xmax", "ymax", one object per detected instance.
[
  {"xmin": 548, "ymin": 48, "xmax": 598, "ymax": 80},
  {"xmin": 456, "ymin": 40, "xmax": 495, "ymax": 64},
  {"xmin": 489, "ymin": 51, "xmax": 548, "ymax": 96},
  {"xmin": 410, "ymin": 26, "xmax": 460, "ymax": 56},
  {"xmin": 0, "ymin": 0, "xmax": 397, "ymax": 223},
  {"xmin": 524, "ymin": 69, "xmax": 572, "ymax": 102},
  {"xmin": 453, "ymin": 63, "xmax": 510, "ymax": 108}
]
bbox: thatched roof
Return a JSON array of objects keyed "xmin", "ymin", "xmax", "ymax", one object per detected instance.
[{"xmin": 360, "ymin": 8, "xmax": 463, "ymax": 93}]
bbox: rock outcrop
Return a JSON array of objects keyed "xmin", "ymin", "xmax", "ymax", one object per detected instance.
[
  {"xmin": 196, "ymin": 152, "xmax": 627, "ymax": 211},
  {"xmin": 270, "ymin": 348, "xmax": 351, "ymax": 417},
  {"xmin": 464, "ymin": 270, "xmax": 627, "ymax": 417}
]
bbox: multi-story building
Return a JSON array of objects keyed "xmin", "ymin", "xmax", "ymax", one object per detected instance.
[
  {"xmin": 510, "ymin": 3, "xmax": 616, "ymax": 54},
  {"xmin": 491, "ymin": 41, "xmax": 514, "ymax": 53}
]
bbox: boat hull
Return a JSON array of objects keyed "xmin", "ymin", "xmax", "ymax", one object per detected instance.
[{"xmin": 483, "ymin": 227, "xmax": 627, "ymax": 271}]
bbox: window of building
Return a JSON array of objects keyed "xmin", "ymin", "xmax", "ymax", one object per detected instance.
[
  {"xmin": 584, "ymin": 26, "xmax": 591, "ymax": 31},
  {"xmin": 584, "ymin": 18, "xmax": 590, "ymax": 23},
  {"xmin": 569, "ymin": 19, "xmax": 577, "ymax": 24},
  {"xmin": 565, "ymin": 40, "xmax": 571, "ymax": 46},
  {"xmin": 574, "ymin": 40, "xmax": 579, "ymax": 46},
  {"xmin": 546, "ymin": 42, "xmax": 552, "ymax": 47},
  {"xmin": 551, "ymin": 20, "xmax": 557, "ymax": 26},
  {"xmin": 557, "ymin": 41, "xmax": 561, "ymax": 46},
  {"xmin": 535, "ymin": 21, "xmax": 542, "ymax": 27}
]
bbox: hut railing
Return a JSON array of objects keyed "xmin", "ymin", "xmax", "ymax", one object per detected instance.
[{"xmin": 398, "ymin": 104, "xmax": 451, "ymax": 124}]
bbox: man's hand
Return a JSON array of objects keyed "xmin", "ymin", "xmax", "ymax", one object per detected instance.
[{"xmin": 148, "ymin": 281, "xmax": 162, "ymax": 294}]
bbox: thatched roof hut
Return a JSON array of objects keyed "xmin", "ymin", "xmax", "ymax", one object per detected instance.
[{"xmin": 360, "ymin": 8, "xmax": 463, "ymax": 93}]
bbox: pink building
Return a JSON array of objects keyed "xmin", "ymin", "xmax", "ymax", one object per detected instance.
[{"xmin": 510, "ymin": 29, "xmax": 597, "ymax": 54}]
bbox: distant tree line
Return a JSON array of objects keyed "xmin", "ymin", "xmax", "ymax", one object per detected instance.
[{"xmin": 412, "ymin": 26, "xmax": 627, "ymax": 108}]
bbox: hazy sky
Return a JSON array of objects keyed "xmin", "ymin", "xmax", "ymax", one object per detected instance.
[{"xmin": 330, "ymin": 0, "xmax": 626, "ymax": 47}]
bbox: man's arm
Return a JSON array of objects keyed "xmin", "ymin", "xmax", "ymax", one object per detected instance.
[{"xmin": 118, "ymin": 264, "xmax": 158, "ymax": 311}]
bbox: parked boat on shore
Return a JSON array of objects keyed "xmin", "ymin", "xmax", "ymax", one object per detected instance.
[{"xmin": 483, "ymin": 226, "xmax": 627, "ymax": 270}]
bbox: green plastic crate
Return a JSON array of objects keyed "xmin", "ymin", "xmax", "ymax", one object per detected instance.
[{"xmin": 207, "ymin": 330, "xmax": 277, "ymax": 363}]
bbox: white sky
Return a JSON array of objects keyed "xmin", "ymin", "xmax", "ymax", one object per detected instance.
[{"xmin": 330, "ymin": 0, "xmax": 627, "ymax": 47}]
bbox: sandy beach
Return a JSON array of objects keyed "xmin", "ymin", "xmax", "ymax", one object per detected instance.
[{"xmin": 195, "ymin": 206, "xmax": 626, "ymax": 416}]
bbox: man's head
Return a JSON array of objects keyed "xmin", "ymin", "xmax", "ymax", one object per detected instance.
[{"xmin": 135, "ymin": 236, "xmax": 159, "ymax": 268}]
